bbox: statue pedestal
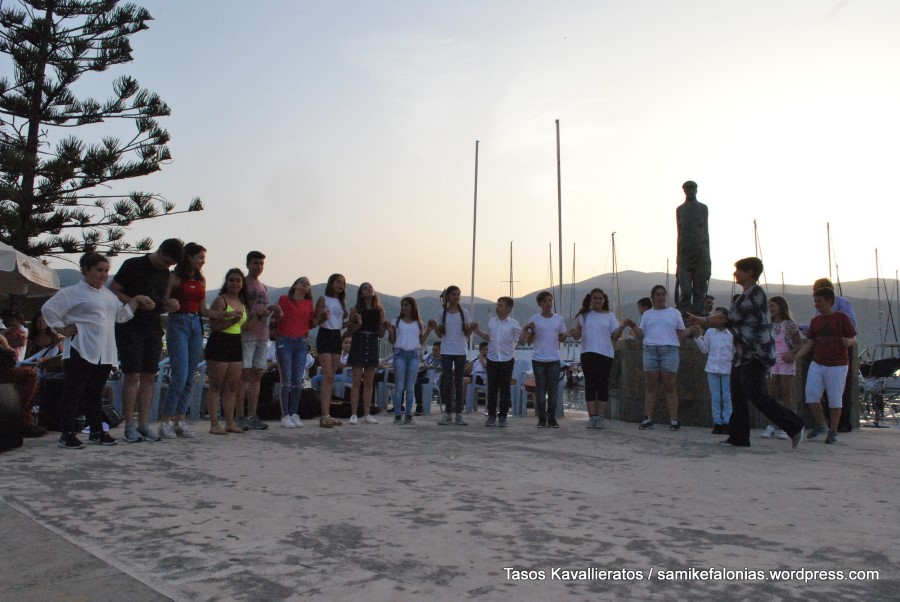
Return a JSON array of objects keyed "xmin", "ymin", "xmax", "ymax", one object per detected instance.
[{"xmin": 610, "ymin": 340, "xmax": 859, "ymax": 429}]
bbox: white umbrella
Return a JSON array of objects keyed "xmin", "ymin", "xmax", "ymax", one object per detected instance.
[{"xmin": 0, "ymin": 242, "xmax": 60, "ymax": 297}]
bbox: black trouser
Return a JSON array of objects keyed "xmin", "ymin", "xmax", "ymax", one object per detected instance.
[
  {"xmin": 728, "ymin": 359, "xmax": 804, "ymax": 446},
  {"xmin": 63, "ymin": 348, "xmax": 112, "ymax": 434},
  {"xmin": 486, "ymin": 358, "xmax": 514, "ymax": 417},
  {"xmin": 581, "ymin": 352, "xmax": 613, "ymax": 402}
]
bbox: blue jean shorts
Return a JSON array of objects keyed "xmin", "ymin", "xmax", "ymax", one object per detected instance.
[{"xmin": 643, "ymin": 345, "xmax": 679, "ymax": 373}]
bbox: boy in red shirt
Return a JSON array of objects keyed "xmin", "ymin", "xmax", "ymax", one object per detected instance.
[{"xmin": 785, "ymin": 288, "xmax": 856, "ymax": 444}]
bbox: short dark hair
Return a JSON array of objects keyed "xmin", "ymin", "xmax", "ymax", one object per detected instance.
[
  {"xmin": 682, "ymin": 180, "xmax": 697, "ymax": 190},
  {"xmin": 158, "ymin": 238, "xmax": 185, "ymax": 263},
  {"xmin": 79, "ymin": 251, "xmax": 109, "ymax": 273},
  {"xmin": 637, "ymin": 297, "xmax": 652, "ymax": 310},
  {"xmin": 246, "ymin": 250, "xmax": 265, "ymax": 263},
  {"xmin": 813, "ymin": 278, "xmax": 834, "ymax": 292},
  {"xmin": 497, "ymin": 296, "xmax": 514, "ymax": 309},
  {"xmin": 479, "ymin": 341, "xmax": 488, "ymax": 350},
  {"xmin": 734, "ymin": 257, "xmax": 764, "ymax": 281},
  {"xmin": 813, "ymin": 287, "xmax": 836, "ymax": 303},
  {"xmin": 536, "ymin": 291, "xmax": 553, "ymax": 304}
]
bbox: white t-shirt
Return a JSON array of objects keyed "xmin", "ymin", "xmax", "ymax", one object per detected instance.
[
  {"xmin": 639, "ymin": 307, "xmax": 684, "ymax": 347},
  {"xmin": 393, "ymin": 319, "xmax": 422, "ymax": 351},
  {"xmin": 529, "ymin": 313, "xmax": 566, "ymax": 361},
  {"xmin": 577, "ymin": 311, "xmax": 619, "ymax": 358},
  {"xmin": 437, "ymin": 308, "xmax": 470, "ymax": 355},
  {"xmin": 321, "ymin": 296, "xmax": 345, "ymax": 330}
]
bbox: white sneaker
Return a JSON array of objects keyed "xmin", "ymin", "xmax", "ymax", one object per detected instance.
[
  {"xmin": 280, "ymin": 416, "xmax": 296, "ymax": 428},
  {"xmin": 290, "ymin": 414, "xmax": 304, "ymax": 428},
  {"xmin": 349, "ymin": 415, "xmax": 358, "ymax": 425},
  {"xmin": 776, "ymin": 429, "xmax": 789, "ymax": 440},
  {"xmin": 158, "ymin": 421, "xmax": 178, "ymax": 439},
  {"xmin": 760, "ymin": 425, "xmax": 775, "ymax": 439},
  {"xmin": 364, "ymin": 414, "xmax": 377, "ymax": 424},
  {"xmin": 175, "ymin": 421, "xmax": 194, "ymax": 438}
]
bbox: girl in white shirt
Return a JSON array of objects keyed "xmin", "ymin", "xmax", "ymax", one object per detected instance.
[
  {"xmin": 387, "ymin": 297, "xmax": 433, "ymax": 424},
  {"xmin": 693, "ymin": 307, "xmax": 734, "ymax": 435},
  {"xmin": 522, "ymin": 291, "xmax": 567, "ymax": 428},
  {"xmin": 623, "ymin": 285, "xmax": 689, "ymax": 431},
  {"xmin": 428, "ymin": 285, "xmax": 474, "ymax": 425},
  {"xmin": 568, "ymin": 289, "xmax": 626, "ymax": 429},
  {"xmin": 42, "ymin": 252, "xmax": 151, "ymax": 449},
  {"xmin": 313, "ymin": 273, "xmax": 348, "ymax": 428}
]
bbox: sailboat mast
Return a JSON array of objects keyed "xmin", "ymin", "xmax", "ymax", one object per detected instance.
[
  {"xmin": 509, "ymin": 241, "xmax": 514, "ymax": 298},
  {"xmin": 876, "ymin": 248, "xmax": 883, "ymax": 344},
  {"xmin": 469, "ymin": 140, "xmax": 479, "ymax": 332},
  {"xmin": 827, "ymin": 222, "xmax": 832, "ymax": 280},
  {"xmin": 612, "ymin": 232, "xmax": 622, "ymax": 322},
  {"xmin": 555, "ymin": 119, "xmax": 563, "ymax": 315}
]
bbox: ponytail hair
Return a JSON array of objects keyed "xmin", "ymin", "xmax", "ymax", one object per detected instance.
[{"xmin": 440, "ymin": 285, "xmax": 465, "ymax": 334}]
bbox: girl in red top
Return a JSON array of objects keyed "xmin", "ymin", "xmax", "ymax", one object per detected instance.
[
  {"xmin": 160, "ymin": 243, "xmax": 211, "ymax": 439},
  {"xmin": 272, "ymin": 277, "xmax": 315, "ymax": 427}
]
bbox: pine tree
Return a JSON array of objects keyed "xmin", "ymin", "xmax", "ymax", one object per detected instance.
[{"xmin": 0, "ymin": 0, "xmax": 201, "ymax": 258}]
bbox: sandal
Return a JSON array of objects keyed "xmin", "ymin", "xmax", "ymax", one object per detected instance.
[
  {"xmin": 226, "ymin": 425, "xmax": 245, "ymax": 434},
  {"xmin": 319, "ymin": 416, "xmax": 335, "ymax": 428},
  {"xmin": 209, "ymin": 424, "xmax": 227, "ymax": 435}
]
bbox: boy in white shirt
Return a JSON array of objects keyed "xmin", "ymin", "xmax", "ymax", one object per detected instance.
[{"xmin": 472, "ymin": 297, "xmax": 522, "ymax": 427}]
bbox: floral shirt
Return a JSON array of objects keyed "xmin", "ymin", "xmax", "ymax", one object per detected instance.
[{"xmin": 727, "ymin": 284, "xmax": 776, "ymax": 368}]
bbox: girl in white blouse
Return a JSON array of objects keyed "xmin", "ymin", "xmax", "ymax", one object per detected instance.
[{"xmin": 42, "ymin": 252, "xmax": 152, "ymax": 449}]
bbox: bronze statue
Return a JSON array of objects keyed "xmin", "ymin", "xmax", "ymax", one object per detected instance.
[{"xmin": 675, "ymin": 180, "xmax": 710, "ymax": 316}]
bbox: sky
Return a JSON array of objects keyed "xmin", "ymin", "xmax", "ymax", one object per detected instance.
[{"xmin": 30, "ymin": 0, "xmax": 900, "ymax": 301}]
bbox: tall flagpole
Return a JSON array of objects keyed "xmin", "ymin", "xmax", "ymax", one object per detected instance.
[
  {"xmin": 470, "ymin": 140, "xmax": 479, "ymax": 339},
  {"xmin": 556, "ymin": 119, "xmax": 563, "ymax": 315}
]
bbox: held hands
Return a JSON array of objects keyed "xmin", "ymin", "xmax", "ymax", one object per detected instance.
[
  {"xmin": 132, "ymin": 295, "xmax": 155, "ymax": 311},
  {"xmin": 270, "ymin": 304, "xmax": 283, "ymax": 319},
  {"xmin": 622, "ymin": 318, "xmax": 636, "ymax": 329},
  {"xmin": 232, "ymin": 309, "xmax": 244, "ymax": 323},
  {"xmin": 684, "ymin": 313, "xmax": 705, "ymax": 328},
  {"xmin": 322, "ymin": 308, "xmax": 331, "ymax": 322},
  {"xmin": 427, "ymin": 319, "xmax": 438, "ymax": 329}
]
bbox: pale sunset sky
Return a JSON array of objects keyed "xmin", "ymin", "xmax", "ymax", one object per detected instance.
[{"xmin": 40, "ymin": 0, "xmax": 900, "ymax": 299}]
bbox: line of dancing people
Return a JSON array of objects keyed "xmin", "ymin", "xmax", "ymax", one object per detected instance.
[{"xmin": 26, "ymin": 239, "xmax": 855, "ymax": 449}]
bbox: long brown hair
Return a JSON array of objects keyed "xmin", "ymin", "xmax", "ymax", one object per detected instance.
[{"xmin": 576, "ymin": 288, "xmax": 610, "ymax": 319}]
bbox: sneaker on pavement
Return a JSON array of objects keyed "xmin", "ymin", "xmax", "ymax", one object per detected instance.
[
  {"xmin": 281, "ymin": 416, "xmax": 296, "ymax": 428},
  {"xmin": 454, "ymin": 413, "xmax": 467, "ymax": 426},
  {"xmin": 89, "ymin": 431, "xmax": 118, "ymax": 446},
  {"xmin": 587, "ymin": 416, "xmax": 598, "ymax": 429},
  {"xmin": 349, "ymin": 415, "xmax": 358, "ymax": 425},
  {"xmin": 137, "ymin": 425, "xmax": 160, "ymax": 442},
  {"xmin": 414, "ymin": 410, "xmax": 423, "ymax": 416},
  {"xmin": 175, "ymin": 421, "xmax": 195, "ymax": 438},
  {"xmin": 290, "ymin": 415, "xmax": 304, "ymax": 428},
  {"xmin": 760, "ymin": 425, "xmax": 776, "ymax": 439},
  {"xmin": 639, "ymin": 418, "xmax": 653, "ymax": 430},
  {"xmin": 791, "ymin": 427, "xmax": 805, "ymax": 449},
  {"xmin": 236, "ymin": 416, "xmax": 249, "ymax": 430},
  {"xmin": 58, "ymin": 432, "xmax": 84, "ymax": 449},
  {"xmin": 669, "ymin": 420, "xmax": 680, "ymax": 431},
  {"xmin": 438, "ymin": 413, "xmax": 453, "ymax": 425},
  {"xmin": 595, "ymin": 416, "xmax": 605, "ymax": 430},
  {"xmin": 393, "ymin": 415, "xmax": 403, "ymax": 425},
  {"xmin": 364, "ymin": 414, "xmax": 378, "ymax": 424},
  {"xmin": 123, "ymin": 424, "xmax": 143, "ymax": 443},
  {"xmin": 247, "ymin": 415, "xmax": 268, "ymax": 430},
  {"xmin": 536, "ymin": 419, "xmax": 547, "ymax": 428},
  {"xmin": 484, "ymin": 416, "xmax": 496, "ymax": 427},
  {"xmin": 498, "ymin": 415, "xmax": 508, "ymax": 428},
  {"xmin": 825, "ymin": 430, "xmax": 839, "ymax": 444},
  {"xmin": 776, "ymin": 429, "xmax": 789, "ymax": 440},
  {"xmin": 547, "ymin": 419, "xmax": 560, "ymax": 428},
  {"xmin": 403, "ymin": 415, "xmax": 415, "ymax": 425},
  {"xmin": 158, "ymin": 421, "xmax": 178, "ymax": 439},
  {"xmin": 807, "ymin": 426, "xmax": 827, "ymax": 439}
]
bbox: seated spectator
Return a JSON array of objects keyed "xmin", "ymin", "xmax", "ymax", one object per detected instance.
[
  {"xmin": 1, "ymin": 311, "xmax": 28, "ymax": 362},
  {"xmin": 0, "ymin": 332, "xmax": 44, "ymax": 438}
]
